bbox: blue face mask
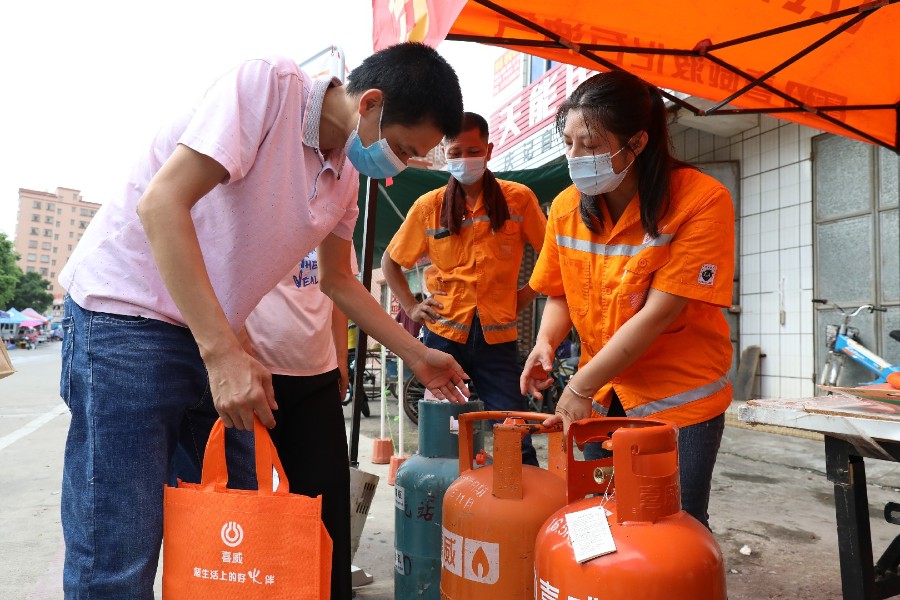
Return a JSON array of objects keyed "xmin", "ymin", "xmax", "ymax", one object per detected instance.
[{"xmin": 345, "ymin": 106, "xmax": 407, "ymax": 180}]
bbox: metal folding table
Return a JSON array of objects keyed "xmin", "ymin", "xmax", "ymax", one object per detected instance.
[{"xmin": 739, "ymin": 396, "xmax": 900, "ymax": 599}]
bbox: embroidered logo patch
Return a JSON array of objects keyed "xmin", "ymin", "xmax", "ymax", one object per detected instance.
[{"xmin": 698, "ymin": 264, "xmax": 717, "ymax": 286}]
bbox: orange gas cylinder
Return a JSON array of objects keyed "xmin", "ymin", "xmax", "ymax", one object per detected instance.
[
  {"xmin": 534, "ymin": 418, "xmax": 727, "ymax": 599},
  {"xmin": 440, "ymin": 411, "xmax": 567, "ymax": 600}
]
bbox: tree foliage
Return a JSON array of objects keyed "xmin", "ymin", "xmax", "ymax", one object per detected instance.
[
  {"xmin": 0, "ymin": 233, "xmax": 22, "ymax": 309},
  {"xmin": 10, "ymin": 271, "xmax": 54, "ymax": 314}
]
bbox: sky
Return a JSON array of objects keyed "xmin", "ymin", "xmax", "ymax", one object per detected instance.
[{"xmin": 0, "ymin": 0, "xmax": 496, "ymax": 238}]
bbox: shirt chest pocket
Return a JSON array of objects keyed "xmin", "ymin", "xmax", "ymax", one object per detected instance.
[
  {"xmin": 429, "ymin": 232, "xmax": 464, "ymax": 270},
  {"xmin": 618, "ymin": 246, "xmax": 670, "ymax": 316},
  {"xmin": 491, "ymin": 219, "xmax": 521, "ymax": 260}
]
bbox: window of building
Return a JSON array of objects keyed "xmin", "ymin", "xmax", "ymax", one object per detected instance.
[
  {"xmin": 51, "ymin": 259, "xmax": 57, "ymax": 266},
  {"xmin": 71, "ymin": 207, "xmax": 76, "ymax": 213},
  {"xmin": 28, "ymin": 240, "xmax": 37, "ymax": 249},
  {"xmin": 27, "ymin": 253, "xmax": 36, "ymax": 261},
  {"xmin": 528, "ymin": 57, "xmax": 560, "ymax": 84},
  {"xmin": 57, "ymin": 208, "xmax": 62, "ymax": 215},
  {"xmin": 79, "ymin": 221, "xmax": 88, "ymax": 229},
  {"xmin": 54, "ymin": 234, "xmax": 59, "ymax": 240},
  {"xmin": 32, "ymin": 214, "xmax": 40, "ymax": 222},
  {"xmin": 45, "ymin": 216, "xmax": 54, "ymax": 224},
  {"xmin": 51, "ymin": 271, "xmax": 55, "ymax": 278},
  {"xmin": 44, "ymin": 229, "xmax": 53, "ymax": 237},
  {"xmin": 40, "ymin": 268, "xmax": 48, "ymax": 276},
  {"xmin": 42, "ymin": 242, "xmax": 51, "ymax": 250},
  {"xmin": 30, "ymin": 227, "xmax": 39, "ymax": 235},
  {"xmin": 67, "ymin": 244, "xmax": 72, "ymax": 251},
  {"xmin": 26, "ymin": 266, "xmax": 35, "ymax": 273},
  {"xmin": 56, "ymin": 221, "xmax": 60, "ymax": 227},
  {"xmin": 46, "ymin": 202, "xmax": 55, "ymax": 211},
  {"xmin": 70, "ymin": 219, "xmax": 75, "ymax": 226},
  {"xmin": 69, "ymin": 232, "xmax": 73, "ymax": 238},
  {"xmin": 80, "ymin": 208, "xmax": 93, "ymax": 216},
  {"xmin": 814, "ymin": 136, "xmax": 900, "ymax": 381},
  {"xmin": 40, "ymin": 255, "xmax": 50, "ymax": 263},
  {"xmin": 33, "ymin": 201, "xmax": 42, "ymax": 209}
]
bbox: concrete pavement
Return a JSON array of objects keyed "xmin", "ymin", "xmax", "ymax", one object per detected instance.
[{"xmin": 2, "ymin": 343, "xmax": 899, "ymax": 599}]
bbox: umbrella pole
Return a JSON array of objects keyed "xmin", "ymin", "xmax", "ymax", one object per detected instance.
[
  {"xmin": 397, "ymin": 356, "xmax": 405, "ymax": 455},
  {"xmin": 349, "ymin": 176, "xmax": 380, "ymax": 468},
  {"xmin": 379, "ymin": 344, "xmax": 387, "ymax": 440}
]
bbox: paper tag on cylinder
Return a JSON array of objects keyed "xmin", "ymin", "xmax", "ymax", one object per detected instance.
[{"xmin": 565, "ymin": 506, "xmax": 617, "ymax": 563}]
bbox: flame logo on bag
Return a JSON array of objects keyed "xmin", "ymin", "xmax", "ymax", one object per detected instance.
[{"xmin": 221, "ymin": 522, "xmax": 244, "ymax": 548}]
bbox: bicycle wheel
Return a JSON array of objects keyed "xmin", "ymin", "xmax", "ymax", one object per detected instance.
[
  {"xmin": 820, "ymin": 353, "xmax": 844, "ymax": 388},
  {"xmin": 403, "ymin": 376, "xmax": 427, "ymax": 425}
]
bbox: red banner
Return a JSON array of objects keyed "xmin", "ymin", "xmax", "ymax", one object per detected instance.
[{"xmin": 372, "ymin": 0, "xmax": 467, "ymax": 51}]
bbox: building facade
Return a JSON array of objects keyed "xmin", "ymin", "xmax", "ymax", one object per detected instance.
[{"xmin": 14, "ymin": 187, "xmax": 100, "ymax": 306}]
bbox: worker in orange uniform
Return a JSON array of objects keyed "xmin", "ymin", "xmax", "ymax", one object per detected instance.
[
  {"xmin": 383, "ymin": 112, "xmax": 547, "ymax": 466},
  {"xmin": 521, "ymin": 71, "xmax": 735, "ymax": 528}
]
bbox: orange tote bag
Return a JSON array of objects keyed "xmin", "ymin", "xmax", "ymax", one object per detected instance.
[{"xmin": 162, "ymin": 418, "xmax": 332, "ymax": 599}]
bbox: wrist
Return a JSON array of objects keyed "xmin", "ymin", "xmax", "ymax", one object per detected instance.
[
  {"xmin": 394, "ymin": 336, "xmax": 425, "ymax": 366},
  {"xmin": 566, "ymin": 382, "xmax": 595, "ymax": 401},
  {"xmin": 197, "ymin": 333, "xmax": 242, "ymax": 364}
]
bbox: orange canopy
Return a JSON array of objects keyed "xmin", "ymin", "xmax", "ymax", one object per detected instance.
[{"xmin": 373, "ymin": 0, "xmax": 900, "ymax": 151}]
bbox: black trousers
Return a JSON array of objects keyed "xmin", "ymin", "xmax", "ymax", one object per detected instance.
[{"xmin": 269, "ymin": 369, "xmax": 352, "ymax": 600}]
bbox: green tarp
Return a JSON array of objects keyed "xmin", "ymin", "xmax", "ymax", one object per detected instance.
[{"xmin": 351, "ymin": 161, "xmax": 572, "ymax": 264}]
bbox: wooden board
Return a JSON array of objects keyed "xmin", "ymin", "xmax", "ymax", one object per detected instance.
[
  {"xmin": 817, "ymin": 383, "xmax": 900, "ymax": 406},
  {"xmin": 747, "ymin": 395, "xmax": 900, "ymax": 421}
]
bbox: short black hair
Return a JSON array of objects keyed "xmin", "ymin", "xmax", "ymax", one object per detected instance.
[
  {"xmin": 447, "ymin": 111, "xmax": 489, "ymax": 142},
  {"xmin": 347, "ymin": 42, "xmax": 463, "ymax": 139}
]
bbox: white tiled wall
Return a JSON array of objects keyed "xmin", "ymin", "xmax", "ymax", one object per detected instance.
[{"xmin": 673, "ymin": 116, "xmax": 822, "ymax": 399}]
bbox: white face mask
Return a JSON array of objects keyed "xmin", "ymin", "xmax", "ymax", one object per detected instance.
[
  {"xmin": 567, "ymin": 144, "xmax": 635, "ymax": 196},
  {"xmin": 446, "ymin": 156, "xmax": 486, "ymax": 185}
]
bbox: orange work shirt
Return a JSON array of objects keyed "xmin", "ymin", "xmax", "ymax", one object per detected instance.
[
  {"xmin": 530, "ymin": 168, "xmax": 735, "ymax": 428},
  {"xmin": 387, "ymin": 178, "xmax": 547, "ymax": 344}
]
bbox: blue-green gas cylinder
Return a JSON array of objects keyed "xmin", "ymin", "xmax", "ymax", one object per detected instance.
[{"xmin": 394, "ymin": 399, "xmax": 484, "ymax": 599}]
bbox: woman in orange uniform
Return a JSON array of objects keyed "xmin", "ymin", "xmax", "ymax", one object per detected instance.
[{"xmin": 521, "ymin": 71, "xmax": 734, "ymax": 528}]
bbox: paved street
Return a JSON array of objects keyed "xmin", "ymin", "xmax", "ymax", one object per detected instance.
[{"xmin": 2, "ymin": 344, "xmax": 899, "ymax": 599}]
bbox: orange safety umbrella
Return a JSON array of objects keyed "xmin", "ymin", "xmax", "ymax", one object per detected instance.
[{"xmin": 373, "ymin": 0, "xmax": 900, "ymax": 151}]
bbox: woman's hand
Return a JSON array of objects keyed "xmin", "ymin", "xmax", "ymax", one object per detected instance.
[
  {"xmin": 520, "ymin": 342, "xmax": 555, "ymax": 399},
  {"xmin": 542, "ymin": 382, "xmax": 594, "ymax": 446},
  {"xmin": 408, "ymin": 347, "xmax": 470, "ymax": 403}
]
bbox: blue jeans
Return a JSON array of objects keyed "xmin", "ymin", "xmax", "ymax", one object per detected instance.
[
  {"xmin": 59, "ymin": 296, "xmax": 252, "ymax": 599},
  {"xmin": 583, "ymin": 393, "xmax": 725, "ymax": 528},
  {"xmin": 423, "ymin": 316, "xmax": 538, "ymax": 466}
]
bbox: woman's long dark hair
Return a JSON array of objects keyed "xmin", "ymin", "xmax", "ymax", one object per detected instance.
[{"xmin": 555, "ymin": 70, "xmax": 694, "ymax": 237}]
